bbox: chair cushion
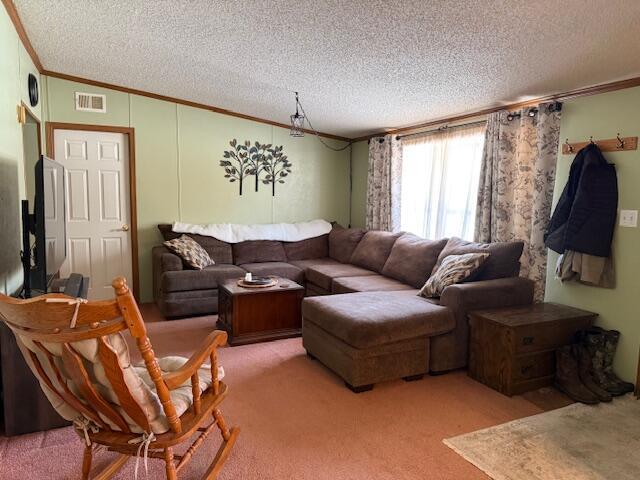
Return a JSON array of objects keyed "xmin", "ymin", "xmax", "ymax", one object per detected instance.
[
  {"xmin": 163, "ymin": 235, "xmax": 214, "ymax": 270},
  {"xmin": 134, "ymin": 356, "xmax": 219, "ymax": 428},
  {"xmin": 433, "ymin": 237, "xmax": 524, "ymax": 281},
  {"xmin": 232, "ymin": 240, "xmax": 287, "ymax": 265},
  {"xmin": 332, "ymin": 275, "xmax": 415, "ymax": 294},
  {"xmin": 158, "ymin": 224, "xmax": 232, "ymax": 264},
  {"xmin": 302, "ymin": 292, "xmax": 455, "ymax": 349},
  {"xmin": 283, "ymin": 234, "xmax": 329, "ymax": 261},
  {"xmin": 18, "ymin": 332, "xmax": 169, "ymax": 434},
  {"xmin": 381, "ymin": 234, "xmax": 448, "ymax": 288},
  {"xmin": 328, "ymin": 225, "xmax": 366, "ymax": 263},
  {"xmin": 161, "ymin": 264, "xmax": 246, "ymax": 292},
  {"xmin": 305, "ymin": 263, "xmax": 377, "ymax": 291},
  {"xmin": 241, "ymin": 262, "xmax": 304, "ymax": 284},
  {"xmin": 349, "ymin": 231, "xmax": 403, "ymax": 273},
  {"xmin": 419, "ymin": 252, "xmax": 490, "ymax": 298}
]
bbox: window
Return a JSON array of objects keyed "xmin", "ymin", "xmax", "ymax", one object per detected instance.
[{"xmin": 400, "ymin": 124, "xmax": 485, "ymax": 241}]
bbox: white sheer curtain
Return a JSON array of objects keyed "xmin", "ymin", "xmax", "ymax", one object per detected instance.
[{"xmin": 400, "ymin": 124, "xmax": 485, "ymax": 240}]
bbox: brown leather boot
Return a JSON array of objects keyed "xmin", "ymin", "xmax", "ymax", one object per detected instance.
[
  {"xmin": 554, "ymin": 346, "xmax": 600, "ymax": 404},
  {"xmin": 572, "ymin": 344, "xmax": 612, "ymax": 402}
]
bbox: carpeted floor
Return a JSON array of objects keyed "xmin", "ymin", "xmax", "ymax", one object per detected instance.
[
  {"xmin": 0, "ymin": 308, "xmax": 571, "ymax": 479},
  {"xmin": 444, "ymin": 394, "xmax": 640, "ymax": 480}
]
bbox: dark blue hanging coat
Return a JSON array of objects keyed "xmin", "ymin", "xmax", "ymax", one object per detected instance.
[{"xmin": 544, "ymin": 143, "xmax": 618, "ymax": 257}]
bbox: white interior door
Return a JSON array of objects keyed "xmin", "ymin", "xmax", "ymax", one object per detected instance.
[{"xmin": 54, "ymin": 129, "xmax": 133, "ymax": 300}]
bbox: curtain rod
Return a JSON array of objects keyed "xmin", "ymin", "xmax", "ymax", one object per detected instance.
[
  {"xmin": 367, "ymin": 101, "xmax": 563, "ymax": 144},
  {"xmin": 395, "ymin": 119, "xmax": 487, "ymax": 141}
]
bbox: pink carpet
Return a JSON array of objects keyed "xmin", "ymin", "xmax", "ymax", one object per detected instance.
[{"xmin": 0, "ymin": 315, "xmax": 565, "ymax": 479}]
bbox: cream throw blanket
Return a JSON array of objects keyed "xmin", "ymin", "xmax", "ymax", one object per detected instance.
[{"xmin": 172, "ymin": 219, "xmax": 332, "ymax": 243}]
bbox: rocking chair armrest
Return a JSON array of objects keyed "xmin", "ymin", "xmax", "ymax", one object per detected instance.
[{"xmin": 163, "ymin": 330, "xmax": 228, "ymax": 390}]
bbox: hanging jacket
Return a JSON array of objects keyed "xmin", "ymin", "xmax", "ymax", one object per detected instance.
[{"xmin": 544, "ymin": 143, "xmax": 617, "ymax": 257}]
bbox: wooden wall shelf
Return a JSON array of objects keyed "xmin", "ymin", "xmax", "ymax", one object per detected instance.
[{"xmin": 562, "ymin": 136, "xmax": 638, "ymax": 155}]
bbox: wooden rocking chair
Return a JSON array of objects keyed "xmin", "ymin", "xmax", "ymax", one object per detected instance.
[{"xmin": 0, "ymin": 277, "xmax": 239, "ymax": 479}]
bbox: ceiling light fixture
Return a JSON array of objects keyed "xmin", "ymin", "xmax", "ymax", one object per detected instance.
[
  {"xmin": 289, "ymin": 91, "xmax": 352, "ymax": 151},
  {"xmin": 289, "ymin": 92, "xmax": 305, "ymax": 137}
]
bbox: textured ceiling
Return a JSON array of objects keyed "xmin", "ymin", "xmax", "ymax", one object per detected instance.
[{"xmin": 15, "ymin": 0, "xmax": 640, "ymax": 138}]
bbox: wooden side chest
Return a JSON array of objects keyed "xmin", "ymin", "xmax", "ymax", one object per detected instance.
[
  {"xmin": 217, "ymin": 277, "xmax": 304, "ymax": 346},
  {"xmin": 468, "ymin": 303, "xmax": 597, "ymax": 396}
]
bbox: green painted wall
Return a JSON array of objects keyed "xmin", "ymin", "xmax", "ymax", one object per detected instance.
[
  {"xmin": 0, "ymin": 6, "xmax": 42, "ymax": 295},
  {"xmin": 43, "ymin": 77, "xmax": 351, "ymax": 302},
  {"xmin": 350, "ymin": 140, "xmax": 368, "ymax": 228},
  {"xmin": 545, "ymin": 87, "xmax": 640, "ymax": 382}
]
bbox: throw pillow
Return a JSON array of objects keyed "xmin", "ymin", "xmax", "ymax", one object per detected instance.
[
  {"xmin": 432, "ymin": 237, "xmax": 524, "ymax": 282},
  {"xmin": 164, "ymin": 235, "xmax": 214, "ymax": 270},
  {"xmin": 418, "ymin": 252, "xmax": 490, "ymax": 298}
]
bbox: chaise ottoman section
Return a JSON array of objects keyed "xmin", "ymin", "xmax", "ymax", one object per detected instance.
[{"xmin": 302, "ymin": 291, "xmax": 455, "ymax": 392}]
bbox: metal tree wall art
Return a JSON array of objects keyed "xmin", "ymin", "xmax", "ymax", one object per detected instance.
[
  {"xmin": 247, "ymin": 142, "xmax": 270, "ymax": 192},
  {"xmin": 219, "ymin": 139, "xmax": 250, "ymax": 195},
  {"xmin": 219, "ymin": 140, "xmax": 292, "ymax": 196},
  {"xmin": 261, "ymin": 145, "xmax": 292, "ymax": 196}
]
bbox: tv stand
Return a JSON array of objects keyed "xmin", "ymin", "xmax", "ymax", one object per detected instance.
[
  {"xmin": 51, "ymin": 273, "xmax": 89, "ymax": 298},
  {"xmin": 1, "ymin": 274, "xmax": 89, "ymax": 435}
]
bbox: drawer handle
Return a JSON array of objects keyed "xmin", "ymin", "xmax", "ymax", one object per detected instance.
[
  {"xmin": 521, "ymin": 365, "xmax": 533, "ymax": 375},
  {"xmin": 522, "ymin": 336, "xmax": 534, "ymax": 346}
]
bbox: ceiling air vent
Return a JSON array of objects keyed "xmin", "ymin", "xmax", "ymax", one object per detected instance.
[{"xmin": 75, "ymin": 92, "xmax": 106, "ymax": 113}]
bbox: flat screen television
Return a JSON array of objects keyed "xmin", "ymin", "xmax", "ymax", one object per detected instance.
[{"xmin": 21, "ymin": 155, "xmax": 67, "ymax": 297}]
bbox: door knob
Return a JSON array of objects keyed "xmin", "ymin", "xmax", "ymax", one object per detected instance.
[{"xmin": 121, "ymin": 224, "xmax": 130, "ymax": 232}]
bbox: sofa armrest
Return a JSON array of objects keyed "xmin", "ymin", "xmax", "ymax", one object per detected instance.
[
  {"xmin": 439, "ymin": 277, "xmax": 534, "ymax": 312},
  {"xmin": 152, "ymin": 246, "xmax": 183, "ymax": 301},
  {"xmin": 153, "ymin": 246, "xmax": 183, "ymax": 272}
]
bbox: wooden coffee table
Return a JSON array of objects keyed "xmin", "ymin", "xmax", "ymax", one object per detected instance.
[{"xmin": 217, "ymin": 276, "xmax": 305, "ymax": 346}]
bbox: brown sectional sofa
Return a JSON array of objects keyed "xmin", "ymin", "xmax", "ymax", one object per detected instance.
[{"xmin": 152, "ymin": 223, "xmax": 534, "ymax": 378}]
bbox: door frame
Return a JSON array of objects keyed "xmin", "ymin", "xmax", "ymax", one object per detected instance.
[{"xmin": 45, "ymin": 122, "xmax": 139, "ymax": 300}]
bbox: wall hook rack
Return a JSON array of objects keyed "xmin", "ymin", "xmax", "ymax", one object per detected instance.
[
  {"xmin": 562, "ymin": 135, "xmax": 638, "ymax": 154},
  {"xmin": 564, "ymin": 138, "xmax": 574, "ymax": 153}
]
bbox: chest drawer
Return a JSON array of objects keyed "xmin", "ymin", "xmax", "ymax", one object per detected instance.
[
  {"xmin": 513, "ymin": 351, "xmax": 555, "ymax": 381},
  {"xmin": 513, "ymin": 316, "xmax": 594, "ymax": 354}
]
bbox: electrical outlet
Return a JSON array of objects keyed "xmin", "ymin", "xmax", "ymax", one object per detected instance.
[{"xmin": 619, "ymin": 210, "xmax": 638, "ymax": 228}]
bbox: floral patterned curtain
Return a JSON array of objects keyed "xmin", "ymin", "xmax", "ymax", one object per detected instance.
[
  {"xmin": 366, "ymin": 134, "xmax": 402, "ymax": 231},
  {"xmin": 474, "ymin": 103, "xmax": 561, "ymax": 301}
]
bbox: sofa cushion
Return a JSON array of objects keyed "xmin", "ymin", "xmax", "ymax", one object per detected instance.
[
  {"xmin": 349, "ymin": 230, "xmax": 403, "ymax": 273},
  {"xmin": 381, "ymin": 234, "xmax": 448, "ymax": 288},
  {"xmin": 157, "ymin": 224, "xmax": 232, "ymax": 264},
  {"xmin": 161, "ymin": 264, "xmax": 245, "ymax": 292},
  {"xmin": 305, "ymin": 264, "xmax": 377, "ymax": 291},
  {"xmin": 232, "ymin": 240, "xmax": 287, "ymax": 265},
  {"xmin": 328, "ymin": 225, "xmax": 366, "ymax": 263},
  {"xmin": 288, "ymin": 258, "xmax": 342, "ymax": 272},
  {"xmin": 433, "ymin": 237, "xmax": 524, "ymax": 281},
  {"xmin": 240, "ymin": 262, "xmax": 304, "ymax": 284},
  {"xmin": 332, "ymin": 275, "xmax": 416, "ymax": 294},
  {"xmin": 302, "ymin": 291, "xmax": 455, "ymax": 349},
  {"xmin": 283, "ymin": 234, "xmax": 329, "ymax": 261}
]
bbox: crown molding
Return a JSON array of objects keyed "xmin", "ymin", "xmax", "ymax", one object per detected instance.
[
  {"xmin": 42, "ymin": 70, "xmax": 351, "ymax": 142},
  {"xmin": 2, "ymin": 0, "xmax": 349, "ymax": 142},
  {"xmin": 353, "ymin": 75, "xmax": 640, "ymax": 142},
  {"xmin": 2, "ymin": 0, "xmax": 43, "ymax": 72},
  {"xmin": 6, "ymin": 0, "xmax": 640, "ymax": 144}
]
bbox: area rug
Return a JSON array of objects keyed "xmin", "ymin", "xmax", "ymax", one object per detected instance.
[{"xmin": 444, "ymin": 394, "xmax": 640, "ymax": 480}]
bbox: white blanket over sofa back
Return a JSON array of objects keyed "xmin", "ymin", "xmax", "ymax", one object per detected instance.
[{"xmin": 172, "ymin": 219, "xmax": 332, "ymax": 243}]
